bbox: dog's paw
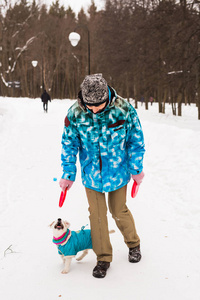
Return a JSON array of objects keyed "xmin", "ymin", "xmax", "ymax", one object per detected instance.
[
  {"xmin": 76, "ymin": 257, "xmax": 81, "ymax": 261},
  {"xmin": 61, "ymin": 269, "xmax": 69, "ymax": 274}
]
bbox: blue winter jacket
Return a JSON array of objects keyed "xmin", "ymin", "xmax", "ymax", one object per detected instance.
[
  {"xmin": 57, "ymin": 229, "xmax": 93, "ymax": 256},
  {"xmin": 61, "ymin": 87, "xmax": 145, "ymax": 193}
]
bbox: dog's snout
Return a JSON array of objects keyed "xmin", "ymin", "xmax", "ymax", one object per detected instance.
[{"xmin": 54, "ymin": 218, "xmax": 64, "ymax": 230}]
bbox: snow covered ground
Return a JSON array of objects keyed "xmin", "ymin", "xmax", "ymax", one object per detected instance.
[{"xmin": 0, "ymin": 97, "xmax": 199, "ymax": 300}]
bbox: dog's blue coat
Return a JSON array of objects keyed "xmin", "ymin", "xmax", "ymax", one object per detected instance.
[{"xmin": 57, "ymin": 229, "xmax": 93, "ymax": 256}]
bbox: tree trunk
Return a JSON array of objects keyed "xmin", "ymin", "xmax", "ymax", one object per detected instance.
[
  {"xmin": 134, "ymin": 82, "xmax": 138, "ymax": 109},
  {"xmin": 158, "ymin": 85, "xmax": 163, "ymax": 113},
  {"xmin": 177, "ymin": 92, "xmax": 182, "ymax": 116}
]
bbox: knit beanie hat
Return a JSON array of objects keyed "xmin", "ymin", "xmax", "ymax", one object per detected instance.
[{"xmin": 81, "ymin": 74, "xmax": 109, "ymax": 106}]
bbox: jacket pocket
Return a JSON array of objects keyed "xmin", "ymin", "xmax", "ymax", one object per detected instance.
[
  {"xmin": 83, "ymin": 160, "xmax": 93, "ymax": 175},
  {"xmin": 108, "ymin": 120, "xmax": 125, "ymax": 128},
  {"xmin": 109, "ymin": 126, "xmax": 126, "ymax": 147}
]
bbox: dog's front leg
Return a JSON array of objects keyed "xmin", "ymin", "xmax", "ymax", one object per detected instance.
[{"xmin": 61, "ymin": 256, "xmax": 74, "ymax": 274}]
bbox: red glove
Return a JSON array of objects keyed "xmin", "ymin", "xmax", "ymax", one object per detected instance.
[
  {"xmin": 59, "ymin": 178, "xmax": 74, "ymax": 191},
  {"xmin": 131, "ymin": 171, "xmax": 145, "ymax": 185}
]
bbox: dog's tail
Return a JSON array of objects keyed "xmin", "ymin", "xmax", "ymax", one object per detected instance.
[{"xmin": 109, "ymin": 230, "xmax": 115, "ymax": 234}]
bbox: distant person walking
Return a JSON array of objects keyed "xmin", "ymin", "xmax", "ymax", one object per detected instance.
[
  {"xmin": 149, "ymin": 96, "xmax": 154, "ymax": 106},
  {"xmin": 140, "ymin": 96, "xmax": 144, "ymax": 106},
  {"xmin": 41, "ymin": 90, "xmax": 51, "ymax": 112}
]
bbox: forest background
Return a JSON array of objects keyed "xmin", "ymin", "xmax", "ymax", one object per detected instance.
[{"xmin": 0, "ymin": 0, "xmax": 200, "ymax": 118}]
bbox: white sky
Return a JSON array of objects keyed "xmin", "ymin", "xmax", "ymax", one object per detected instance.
[
  {"xmin": 39, "ymin": 0, "xmax": 105, "ymax": 14},
  {"xmin": 4, "ymin": 0, "xmax": 105, "ymax": 15}
]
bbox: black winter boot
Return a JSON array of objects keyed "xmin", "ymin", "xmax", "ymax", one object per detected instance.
[
  {"xmin": 128, "ymin": 245, "xmax": 142, "ymax": 263},
  {"xmin": 93, "ymin": 261, "xmax": 110, "ymax": 278}
]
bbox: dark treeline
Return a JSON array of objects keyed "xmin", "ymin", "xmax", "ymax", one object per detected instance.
[{"xmin": 0, "ymin": 0, "xmax": 200, "ymax": 118}]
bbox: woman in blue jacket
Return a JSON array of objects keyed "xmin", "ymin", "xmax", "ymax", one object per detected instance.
[{"xmin": 59, "ymin": 74, "xmax": 145, "ymax": 278}]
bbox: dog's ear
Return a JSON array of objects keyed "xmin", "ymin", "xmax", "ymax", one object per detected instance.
[
  {"xmin": 64, "ymin": 221, "xmax": 70, "ymax": 228},
  {"xmin": 49, "ymin": 221, "xmax": 55, "ymax": 228}
]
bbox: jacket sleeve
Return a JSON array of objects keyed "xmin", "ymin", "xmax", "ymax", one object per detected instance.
[
  {"xmin": 127, "ymin": 106, "xmax": 145, "ymax": 175},
  {"xmin": 61, "ymin": 113, "xmax": 80, "ymax": 181}
]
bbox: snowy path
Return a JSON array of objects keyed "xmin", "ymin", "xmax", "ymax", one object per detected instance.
[{"xmin": 0, "ymin": 97, "xmax": 199, "ymax": 300}]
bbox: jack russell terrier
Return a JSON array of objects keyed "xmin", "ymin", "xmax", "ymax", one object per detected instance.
[{"xmin": 50, "ymin": 218, "xmax": 114, "ymax": 274}]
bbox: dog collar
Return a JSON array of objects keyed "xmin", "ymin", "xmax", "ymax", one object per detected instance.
[{"xmin": 53, "ymin": 229, "xmax": 71, "ymax": 245}]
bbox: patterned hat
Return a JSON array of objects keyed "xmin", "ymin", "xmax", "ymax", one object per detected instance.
[{"xmin": 81, "ymin": 74, "xmax": 109, "ymax": 106}]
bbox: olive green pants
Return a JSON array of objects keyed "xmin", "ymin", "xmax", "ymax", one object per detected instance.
[{"xmin": 85, "ymin": 185, "xmax": 140, "ymax": 262}]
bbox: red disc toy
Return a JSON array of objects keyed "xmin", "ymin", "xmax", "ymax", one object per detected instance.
[
  {"xmin": 131, "ymin": 181, "xmax": 139, "ymax": 198},
  {"xmin": 59, "ymin": 189, "xmax": 67, "ymax": 207}
]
